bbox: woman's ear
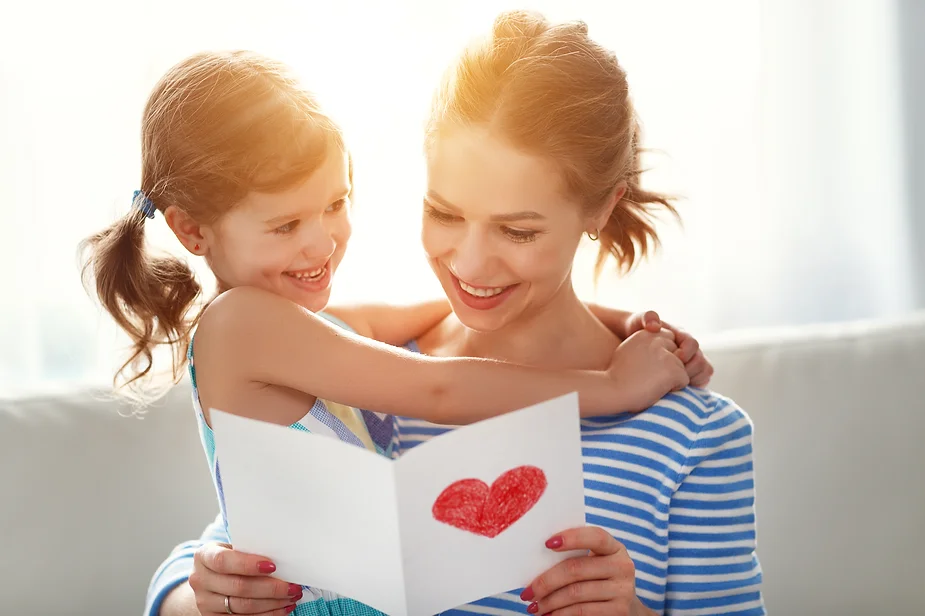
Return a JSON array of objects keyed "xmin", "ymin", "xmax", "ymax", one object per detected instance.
[
  {"xmin": 587, "ymin": 181, "xmax": 627, "ymax": 235},
  {"xmin": 164, "ymin": 205, "xmax": 206, "ymax": 255}
]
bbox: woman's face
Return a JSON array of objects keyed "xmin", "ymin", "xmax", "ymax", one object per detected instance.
[{"xmin": 423, "ymin": 125, "xmax": 592, "ymax": 332}]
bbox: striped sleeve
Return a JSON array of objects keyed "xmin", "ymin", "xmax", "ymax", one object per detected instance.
[
  {"xmin": 144, "ymin": 513, "xmax": 227, "ymax": 616},
  {"xmin": 664, "ymin": 395, "xmax": 765, "ymax": 615}
]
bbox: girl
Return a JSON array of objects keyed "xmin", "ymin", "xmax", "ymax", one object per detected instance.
[
  {"xmin": 82, "ymin": 49, "xmax": 707, "ymax": 616},
  {"xmin": 150, "ymin": 11, "xmax": 762, "ymax": 616}
]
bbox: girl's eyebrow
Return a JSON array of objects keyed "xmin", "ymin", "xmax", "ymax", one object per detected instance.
[{"xmin": 264, "ymin": 185, "xmax": 351, "ymax": 224}]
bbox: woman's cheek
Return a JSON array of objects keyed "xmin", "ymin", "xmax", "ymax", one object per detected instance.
[
  {"xmin": 421, "ymin": 222, "xmax": 454, "ymax": 259},
  {"xmin": 505, "ymin": 242, "xmax": 566, "ymax": 285}
]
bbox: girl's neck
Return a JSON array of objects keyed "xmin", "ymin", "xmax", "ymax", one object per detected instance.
[{"xmin": 422, "ymin": 280, "xmax": 618, "ymax": 371}]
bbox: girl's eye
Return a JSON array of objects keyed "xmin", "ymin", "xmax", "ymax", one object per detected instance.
[
  {"xmin": 502, "ymin": 226, "xmax": 539, "ymax": 243},
  {"xmin": 326, "ymin": 198, "xmax": 348, "ymax": 214},
  {"xmin": 424, "ymin": 203, "xmax": 460, "ymax": 224},
  {"xmin": 274, "ymin": 220, "xmax": 299, "ymax": 234}
]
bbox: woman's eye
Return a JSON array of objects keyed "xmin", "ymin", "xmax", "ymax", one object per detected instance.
[
  {"xmin": 425, "ymin": 204, "xmax": 461, "ymax": 224},
  {"xmin": 326, "ymin": 198, "xmax": 348, "ymax": 213},
  {"xmin": 274, "ymin": 220, "xmax": 299, "ymax": 234},
  {"xmin": 502, "ymin": 226, "xmax": 539, "ymax": 243}
]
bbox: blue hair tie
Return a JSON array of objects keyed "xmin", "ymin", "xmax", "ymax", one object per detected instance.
[{"xmin": 133, "ymin": 190, "xmax": 157, "ymax": 219}]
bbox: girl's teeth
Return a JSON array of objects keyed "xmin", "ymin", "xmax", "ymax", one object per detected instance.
[
  {"xmin": 291, "ymin": 267, "xmax": 326, "ymax": 280},
  {"xmin": 459, "ymin": 280, "xmax": 507, "ymax": 297}
]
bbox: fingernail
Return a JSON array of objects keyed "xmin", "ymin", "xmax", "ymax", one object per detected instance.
[
  {"xmin": 520, "ymin": 586, "xmax": 534, "ymax": 601},
  {"xmin": 545, "ymin": 536, "xmax": 563, "ymax": 549},
  {"xmin": 527, "ymin": 602, "xmax": 539, "ymax": 614},
  {"xmin": 286, "ymin": 605, "xmax": 296, "ymax": 614},
  {"xmin": 289, "ymin": 583, "xmax": 302, "ymax": 596},
  {"xmin": 257, "ymin": 560, "xmax": 276, "ymax": 574}
]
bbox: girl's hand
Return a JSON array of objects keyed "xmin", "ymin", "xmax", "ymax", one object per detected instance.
[
  {"xmin": 623, "ymin": 310, "xmax": 714, "ymax": 387},
  {"xmin": 608, "ymin": 328, "xmax": 689, "ymax": 412},
  {"xmin": 520, "ymin": 527, "xmax": 654, "ymax": 616},
  {"xmin": 188, "ymin": 542, "xmax": 302, "ymax": 615}
]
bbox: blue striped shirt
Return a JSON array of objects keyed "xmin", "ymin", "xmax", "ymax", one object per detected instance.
[{"xmin": 392, "ymin": 387, "xmax": 765, "ymax": 615}]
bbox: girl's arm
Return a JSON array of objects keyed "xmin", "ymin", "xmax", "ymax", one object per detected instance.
[
  {"xmin": 588, "ymin": 304, "xmax": 714, "ymax": 387},
  {"xmin": 199, "ymin": 287, "xmax": 636, "ymax": 425},
  {"xmin": 325, "ymin": 299, "xmax": 451, "ymax": 346}
]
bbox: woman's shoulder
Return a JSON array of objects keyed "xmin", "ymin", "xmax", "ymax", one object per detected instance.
[
  {"xmin": 648, "ymin": 386, "xmax": 752, "ymax": 425},
  {"xmin": 628, "ymin": 387, "xmax": 756, "ymax": 454}
]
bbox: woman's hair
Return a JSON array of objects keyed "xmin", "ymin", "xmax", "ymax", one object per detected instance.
[
  {"xmin": 80, "ymin": 50, "xmax": 345, "ymax": 395},
  {"xmin": 426, "ymin": 10, "xmax": 678, "ymax": 276}
]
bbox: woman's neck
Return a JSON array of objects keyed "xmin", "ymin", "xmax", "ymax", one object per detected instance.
[{"xmin": 422, "ymin": 281, "xmax": 618, "ymax": 371}]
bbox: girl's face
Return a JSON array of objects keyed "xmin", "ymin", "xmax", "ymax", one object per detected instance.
[
  {"xmin": 202, "ymin": 150, "xmax": 352, "ymax": 313},
  {"xmin": 423, "ymin": 126, "xmax": 593, "ymax": 332}
]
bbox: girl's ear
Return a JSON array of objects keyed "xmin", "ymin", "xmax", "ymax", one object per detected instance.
[{"xmin": 164, "ymin": 205, "xmax": 207, "ymax": 255}]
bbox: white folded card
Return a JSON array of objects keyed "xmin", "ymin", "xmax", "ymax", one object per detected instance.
[{"xmin": 210, "ymin": 392, "xmax": 586, "ymax": 616}]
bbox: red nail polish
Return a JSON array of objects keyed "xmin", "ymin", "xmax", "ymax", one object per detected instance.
[
  {"xmin": 520, "ymin": 586, "xmax": 534, "ymax": 601},
  {"xmin": 527, "ymin": 602, "xmax": 539, "ymax": 614},
  {"xmin": 545, "ymin": 536, "xmax": 563, "ymax": 549},
  {"xmin": 257, "ymin": 561, "xmax": 276, "ymax": 574},
  {"xmin": 286, "ymin": 605, "xmax": 296, "ymax": 614},
  {"xmin": 289, "ymin": 583, "xmax": 302, "ymax": 596}
]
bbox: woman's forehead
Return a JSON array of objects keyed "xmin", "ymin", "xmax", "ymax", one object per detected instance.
[{"xmin": 427, "ymin": 127, "xmax": 576, "ymax": 217}]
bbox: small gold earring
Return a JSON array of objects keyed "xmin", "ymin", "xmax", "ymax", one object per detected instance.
[{"xmin": 587, "ymin": 229, "xmax": 599, "ymax": 241}]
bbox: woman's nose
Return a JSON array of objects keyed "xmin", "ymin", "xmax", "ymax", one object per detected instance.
[{"xmin": 451, "ymin": 228, "xmax": 493, "ymax": 282}]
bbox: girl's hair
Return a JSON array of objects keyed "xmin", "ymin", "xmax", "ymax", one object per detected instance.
[
  {"xmin": 80, "ymin": 50, "xmax": 346, "ymax": 394},
  {"xmin": 426, "ymin": 10, "xmax": 678, "ymax": 276}
]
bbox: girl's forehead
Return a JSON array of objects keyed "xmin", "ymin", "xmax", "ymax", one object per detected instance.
[{"xmin": 237, "ymin": 152, "xmax": 351, "ymax": 216}]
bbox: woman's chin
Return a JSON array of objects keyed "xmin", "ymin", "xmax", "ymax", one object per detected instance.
[{"xmin": 450, "ymin": 300, "xmax": 513, "ymax": 333}]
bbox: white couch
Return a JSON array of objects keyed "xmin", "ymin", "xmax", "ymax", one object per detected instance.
[{"xmin": 2, "ymin": 313, "xmax": 924, "ymax": 615}]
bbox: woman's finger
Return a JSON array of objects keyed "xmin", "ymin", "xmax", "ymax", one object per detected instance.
[
  {"xmin": 528, "ymin": 556, "xmax": 616, "ymax": 603},
  {"xmin": 197, "ymin": 590, "xmax": 298, "ymax": 615},
  {"xmin": 192, "ymin": 569, "xmax": 301, "ymax": 601},
  {"xmin": 533, "ymin": 579, "xmax": 629, "ymax": 615},
  {"xmin": 546, "ymin": 527, "xmax": 623, "ymax": 556},
  {"xmin": 546, "ymin": 601, "xmax": 616, "ymax": 616},
  {"xmin": 196, "ymin": 543, "xmax": 278, "ymax": 577}
]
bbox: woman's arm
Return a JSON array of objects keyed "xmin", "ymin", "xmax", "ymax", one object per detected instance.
[
  {"xmin": 146, "ymin": 514, "xmax": 224, "ymax": 616},
  {"xmin": 325, "ymin": 299, "xmax": 451, "ymax": 346},
  {"xmin": 664, "ymin": 396, "xmax": 765, "ymax": 615},
  {"xmin": 199, "ymin": 287, "xmax": 643, "ymax": 425}
]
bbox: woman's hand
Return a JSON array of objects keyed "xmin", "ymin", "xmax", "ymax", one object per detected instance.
[
  {"xmin": 187, "ymin": 542, "xmax": 302, "ymax": 615},
  {"xmin": 622, "ymin": 310, "xmax": 714, "ymax": 387},
  {"xmin": 520, "ymin": 527, "xmax": 655, "ymax": 616},
  {"xmin": 608, "ymin": 328, "xmax": 689, "ymax": 412}
]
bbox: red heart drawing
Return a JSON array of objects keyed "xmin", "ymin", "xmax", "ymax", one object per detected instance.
[{"xmin": 431, "ymin": 466, "xmax": 547, "ymax": 538}]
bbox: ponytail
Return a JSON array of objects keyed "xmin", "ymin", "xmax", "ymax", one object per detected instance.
[
  {"xmin": 595, "ymin": 120, "xmax": 678, "ymax": 278},
  {"xmin": 80, "ymin": 201, "xmax": 201, "ymax": 396}
]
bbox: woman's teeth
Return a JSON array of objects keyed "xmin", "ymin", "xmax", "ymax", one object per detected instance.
[
  {"xmin": 459, "ymin": 280, "xmax": 507, "ymax": 297},
  {"xmin": 288, "ymin": 266, "xmax": 326, "ymax": 281}
]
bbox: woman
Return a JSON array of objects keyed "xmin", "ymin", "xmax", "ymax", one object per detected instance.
[{"xmin": 150, "ymin": 10, "xmax": 760, "ymax": 616}]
